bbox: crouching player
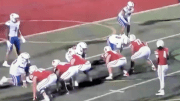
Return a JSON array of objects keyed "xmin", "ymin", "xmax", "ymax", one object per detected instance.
[
  {"xmin": 52, "ymin": 59, "xmax": 73, "ymax": 94},
  {"xmin": 155, "ymin": 40, "xmax": 169, "ymax": 95},
  {"xmin": 65, "ymin": 42, "xmax": 87, "ymax": 62},
  {"xmin": 129, "ymin": 34, "xmax": 156, "ymax": 74},
  {"xmin": 0, "ymin": 52, "xmax": 31, "ymax": 87},
  {"xmin": 107, "ymin": 34, "xmax": 129, "ymax": 53},
  {"xmin": 28, "ymin": 65, "xmax": 57, "ymax": 101},
  {"xmin": 68, "ymin": 46, "xmax": 92, "ymax": 87},
  {"xmin": 101, "ymin": 46, "xmax": 129, "ymax": 80}
]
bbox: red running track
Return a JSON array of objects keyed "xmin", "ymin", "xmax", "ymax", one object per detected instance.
[{"xmin": 0, "ymin": 0, "xmax": 178, "ymax": 39}]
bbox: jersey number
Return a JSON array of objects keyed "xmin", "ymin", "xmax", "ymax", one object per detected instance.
[
  {"xmin": 134, "ymin": 39, "xmax": 142, "ymax": 45},
  {"xmin": 14, "ymin": 27, "xmax": 18, "ymax": 33}
]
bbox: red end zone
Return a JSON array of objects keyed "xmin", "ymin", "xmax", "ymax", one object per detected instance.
[{"xmin": 0, "ymin": 0, "xmax": 178, "ymax": 40}]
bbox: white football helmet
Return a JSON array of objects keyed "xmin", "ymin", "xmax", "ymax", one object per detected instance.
[
  {"xmin": 77, "ymin": 42, "xmax": 87, "ymax": 49},
  {"xmin": 29, "ymin": 65, "xmax": 38, "ymax": 74},
  {"xmin": 18, "ymin": 52, "xmax": 30, "ymax": 63},
  {"xmin": 52, "ymin": 59, "xmax": 60, "ymax": 67},
  {"xmin": 104, "ymin": 46, "xmax": 112, "ymax": 53},
  {"xmin": 127, "ymin": 1, "xmax": 134, "ymax": 9},
  {"xmin": 156, "ymin": 40, "xmax": 164, "ymax": 47},
  {"xmin": 75, "ymin": 45, "xmax": 83, "ymax": 55},
  {"xmin": 129, "ymin": 34, "xmax": 136, "ymax": 41},
  {"xmin": 10, "ymin": 13, "xmax": 19, "ymax": 23}
]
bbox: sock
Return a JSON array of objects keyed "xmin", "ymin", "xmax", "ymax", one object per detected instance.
[
  {"xmin": 127, "ymin": 25, "xmax": 130, "ymax": 36},
  {"xmin": 131, "ymin": 61, "xmax": 135, "ymax": 69},
  {"xmin": 109, "ymin": 73, "xmax": 113, "ymax": 77}
]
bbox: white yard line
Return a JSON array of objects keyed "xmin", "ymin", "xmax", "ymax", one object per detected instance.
[
  {"xmin": 84, "ymin": 70, "xmax": 180, "ymax": 101},
  {"xmin": 0, "ymin": 4, "xmax": 179, "ymax": 44},
  {"xmin": 165, "ymin": 99, "xmax": 180, "ymax": 101}
]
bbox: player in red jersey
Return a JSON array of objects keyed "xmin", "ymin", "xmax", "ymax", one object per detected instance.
[
  {"xmin": 101, "ymin": 46, "xmax": 129, "ymax": 80},
  {"xmin": 69, "ymin": 46, "xmax": 92, "ymax": 87},
  {"xmin": 52, "ymin": 59, "xmax": 74, "ymax": 94},
  {"xmin": 129, "ymin": 34, "xmax": 155, "ymax": 74},
  {"xmin": 154, "ymin": 40, "xmax": 169, "ymax": 95},
  {"xmin": 65, "ymin": 42, "xmax": 87, "ymax": 62},
  {"xmin": 28, "ymin": 65, "xmax": 57, "ymax": 101}
]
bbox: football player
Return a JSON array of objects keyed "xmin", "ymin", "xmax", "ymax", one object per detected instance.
[
  {"xmin": 28, "ymin": 65, "xmax": 57, "ymax": 101},
  {"xmin": 101, "ymin": 46, "xmax": 129, "ymax": 80},
  {"xmin": 129, "ymin": 34, "xmax": 156, "ymax": 74},
  {"xmin": 107, "ymin": 34, "xmax": 130, "ymax": 53},
  {"xmin": 0, "ymin": 52, "xmax": 31, "ymax": 87},
  {"xmin": 67, "ymin": 46, "xmax": 92, "ymax": 87},
  {"xmin": 117, "ymin": 1, "xmax": 134, "ymax": 36},
  {"xmin": 3, "ymin": 13, "xmax": 26, "ymax": 67},
  {"xmin": 155, "ymin": 40, "xmax": 169, "ymax": 95},
  {"xmin": 65, "ymin": 42, "xmax": 87, "ymax": 62},
  {"xmin": 52, "ymin": 59, "xmax": 73, "ymax": 94}
]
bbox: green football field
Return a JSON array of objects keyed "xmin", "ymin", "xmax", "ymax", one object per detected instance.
[{"xmin": 0, "ymin": 4, "xmax": 180, "ymax": 101}]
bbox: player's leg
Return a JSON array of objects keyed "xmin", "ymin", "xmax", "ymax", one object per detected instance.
[
  {"xmin": 37, "ymin": 74, "xmax": 57, "ymax": 100},
  {"xmin": 130, "ymin": 51, "xmax": 142, "ymax": 74},
  {"xmin": 145, "ymin": 47, "xmax": 156, "ymax": 71},
  {"xmin": 118, "ymin": 58, "xmax": 129, "ymax": 76},
  {"xmin": 79, "ymin": 61, "xmax": 92, "ymax": 82},
  {"xmin": 14, "ymin": 37, "xmax": 21, "ymax": 55},
  {"xmin": 156, "ymin": 65, "xmax": 165, "ymax": 95},
  {"xmin": 127, "ymin": 16, "xmax": 131, "ymax": 36},
  {"xmin": 117, "ymin": 16, "xmax": 127, "ymax": 35},
  {"xmin": 61, "ymin": 66, "xmax": 78, "ymax": 86},
  {"xmin": 3, "ymin": 37, "xmax": 14, "ymax": 67},
  {"xmin": 106, "ymin": 60, "xmax": 119, "ymax": 79},
  {"xmin": 0, "ymin": 76, "xmax": 13, "ymax": 85}
]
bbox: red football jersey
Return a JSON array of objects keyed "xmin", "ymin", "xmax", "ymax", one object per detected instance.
[
  {"xmin": 71, "ymin": 54, "xmax": 87, "ymax": 65},
  {"xmin": 31, "ymin": 70, "xmax": 52, "ymax": 82},
  {"xmin": 56, "ymin": 63, "xmax": 71, "ymax": 75},
  {"xmin": 104, "ymin": 51, "xmax": 124, "ymax": 62},
  {"xmin": 131, "ymin": 39, "xmax": 145, "ymax": 52},
  {"xmin": 155, "ymin": 47, "xmax": 169, "ymax": 65}
]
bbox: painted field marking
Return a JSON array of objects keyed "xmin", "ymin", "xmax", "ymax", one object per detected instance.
[
  {"xmin": 0, "ymin": 4, "xmax": 179, "ymax": 44},
  {"xmin": 84, "ymin": 70, "xmax": 180, "ymax": 101}
]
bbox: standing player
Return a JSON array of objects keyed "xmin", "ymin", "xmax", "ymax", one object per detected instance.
[
  {"xmin": 0, "ymin": 52, "xmax": 30, "ymax": 87},
  {"xmin": 117, "ymin": 1, "xmax": 134, "ymax": 36},
  {"xmin": 155, "ymin": 40, "xmax": 169, "ymax": 95},
  {"xmin": 101, "ymin": 46, "xmax": 129, "ymax": 80},
  {"xmin": 65, "ymin": 42, "xmax": 87, "ymax": 62},
  {"xmin": 3, "ymin": 13, "xmax": 26, "ymax": 67},
  {"xmin": 107, "ymin": 34, "xmax": 129, "ymax": 53},
  {"xmin": 28, "ymin": 65, "xmax": 57, "ymax": 101},
  {"xmin": 129, "ymin": 34, "xmax": 156, "ymax": 74}
]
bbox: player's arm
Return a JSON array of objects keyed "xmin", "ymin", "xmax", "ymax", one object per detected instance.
[
  {"xmin": 32, "ymin": 76, "xmax": 37, "ymax": 100},
  {"xmin": 19, "ymin": 29, "xmax": 26, "ymax": 43},
  {"xmin": 4, "ymin": 25, "xmax": 10, "ymax": 40},
  {"xmin": 21, "ymin": 73, "xmax": 27, "ymax": 88},
  {"xmin": 105, "ymin": 54, "xmax": 111, "ymax": 65},
  {"xmin": 70, "ymin": 58, "xmax": 75, "ymax": 65},
  {"xmin": 166, "ymin": 48, "xmax": 169, "ymax": 60},
  {"xmin": 19, "ymin": 68, "xmax": 27, "ymax": 88}
]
